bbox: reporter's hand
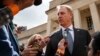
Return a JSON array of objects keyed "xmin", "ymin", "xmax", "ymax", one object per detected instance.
[
  {"xmin": 21, "ymin": 45, "xmax": 39, "ymax": 56},
  {"xmin": 39, "ymin": 36, "xmax": 50, "ymax": 49},
  {"xmin": 27, "ymin": 34, "xmax": 50, "ymax": 52}
]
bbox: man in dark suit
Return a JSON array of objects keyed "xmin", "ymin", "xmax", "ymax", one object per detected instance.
[
  {"xmin": 0, "ymin": 0, "xmax": 42, "ymax": 56},
  {"xmin": 45, "ymin": 5, "xmax": 91, "ymax": 56}
]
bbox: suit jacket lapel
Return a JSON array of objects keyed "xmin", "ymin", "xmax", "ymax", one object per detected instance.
[
  {"xmin": 58, "ymin": 29, "xmax": 63, "ymax": 41},
  {"xmin": 53, "ymin": 29, "xmax": 63, "ymax": 48},
  {"xmin": 7, "ymin": 25, "xmax": 20, "ymax": 54},
  {"xmin": 50, "ymin": 29, "xmax": 63, "ymax": 56},
  {"xmin": 72, "ymin": 28, "xmax": 80, "ymax": 54}
]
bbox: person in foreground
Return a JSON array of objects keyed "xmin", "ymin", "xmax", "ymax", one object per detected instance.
[
  {"xmin": 44, "ymin": 5, "xmax": 91, "ymax": 56},
  {"xmin": 88, "ymin": 31, "xmax": 100, "ymax": 56},
  {"xmin": 0, "ymin": 0, "xmax": 42, "ymax": 56}
]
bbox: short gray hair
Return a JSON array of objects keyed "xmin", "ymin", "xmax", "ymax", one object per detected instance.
[{"xmin": 56, "ymin": 5, "xmax": 73, "ymax": 13}]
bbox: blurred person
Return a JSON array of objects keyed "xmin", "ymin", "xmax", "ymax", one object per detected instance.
[
  {"xmin": 88, "ymin": 31, "xmax": 100, "ymax": 56},
  {"xmin": 44, "ymin": 5, "xmax": 91, "ymax": 56},
  {"xmin": 27, "ymin": 34, "xmax": 50, "ymax": 56},
  {"xmin": 0, "ymin": 0, "xmax": 42, "ymax": 56},
  {"xmin": 27, "ymin": 34, "xmax": 45, "ymax": 51}
]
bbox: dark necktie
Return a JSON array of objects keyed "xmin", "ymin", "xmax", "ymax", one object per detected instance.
[{"xmin": 64, "ymin": 28, "xmax": 73, "ymax": 54}]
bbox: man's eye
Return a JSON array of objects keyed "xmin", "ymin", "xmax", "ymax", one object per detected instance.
[
  {"xmin": 58, "ymin": 12, "xmax": 65, "ymax": 15},
  {"xmin": 60, "ymin": 12, "xmax": 64, "ymax": 15}
]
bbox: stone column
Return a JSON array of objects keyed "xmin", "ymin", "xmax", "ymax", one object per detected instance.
[
  {"xmin": 47, "ymin": 19, "xmax": 52, "ymax": 35},
  {"xmin": 89, "ymin": 2, "xmax": 100, "ymax": 32},
  {"xmin": 73, "ymin": 9, "xmax": 82, "ymax": 28}
]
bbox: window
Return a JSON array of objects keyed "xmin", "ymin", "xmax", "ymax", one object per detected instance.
[{"xmin": 86, "ymin": 16, "xmax": 94, "ymax": 30}]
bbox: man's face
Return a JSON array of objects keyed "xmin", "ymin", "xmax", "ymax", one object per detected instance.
[
  {"xmin": 57, "ymin": 6, "xmax": 72, "ymax": 27},
  {"xmin": 88, "ymin": 39, "xmax": 93, "ymax": 56}
]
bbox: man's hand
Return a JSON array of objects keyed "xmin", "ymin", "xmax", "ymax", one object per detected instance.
[
  {"xmin": 21, "ymin": 45, "xmax": 39, "ymax": 56},
  {"xmin": 27, "ymin": 34, "xmax": 50, "ymax": 51},
  {"xmin": 40, "ymin": 36, "xmax": 50, "ymax": 49}
]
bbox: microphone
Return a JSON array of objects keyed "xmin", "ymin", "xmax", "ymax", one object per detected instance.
[
  {"xmin": 62, "ymin": 30, "xmax": 68, "ymax": 40},
  {"xmin": 34, "ymin": 0, "xmax": 42, "ymax": 6}
]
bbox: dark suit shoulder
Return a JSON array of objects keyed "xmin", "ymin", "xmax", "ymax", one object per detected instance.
[
  {"xmin": 75, "ymin": 28, "xmax": 91, "ymax": 45},
  {"xmin": 49, "ymin": 29, "xmax": 61, "ymax": 38},
  {"xmin": 45, "ymin": 29, "xmax": 63, "ymax": 56},
  {"xmin": 75, "ymin": 28, "xmax": 88, "ymax": 32}
]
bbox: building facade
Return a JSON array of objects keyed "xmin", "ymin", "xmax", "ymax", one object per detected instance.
[
  {"xmin": 18, "ymin": 0, "xmax": 100, "ymax": 44},
  {"xmin": 18, "ymin": 23, "xmax": 47, "ymax": 44}
]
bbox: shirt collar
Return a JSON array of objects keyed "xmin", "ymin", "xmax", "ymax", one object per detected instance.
[{"xmin": 61, "ymin": 24, "xmax": 73, "ymax": 31}]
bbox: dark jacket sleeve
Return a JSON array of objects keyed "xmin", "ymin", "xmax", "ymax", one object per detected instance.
[
  {"xmin": 44, "ymin": 30, "xmax": 62, "ymax": 56},
  {"xmin": 44, "ymin": 39, "xmax": 53, "ymax": 56},
  {"xmin": 0, "ymin": 26, "xmax": 13, "ymax": 56},
  {"xmin": 36, "ymin": 50, "xmax": 43, "ymax": 56},
  {"xmin": 0, "ymin": 7, "xmax": 13, "ymax": 27}
]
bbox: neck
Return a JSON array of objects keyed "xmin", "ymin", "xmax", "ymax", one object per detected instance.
[{"xmin": 63, "ymin": 23, "xmax": 72, "ymax": 28}]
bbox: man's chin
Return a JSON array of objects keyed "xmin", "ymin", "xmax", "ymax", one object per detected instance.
[{"xmin": 60, "ymin": 23, "xmax": 64, "ymax": 26}]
